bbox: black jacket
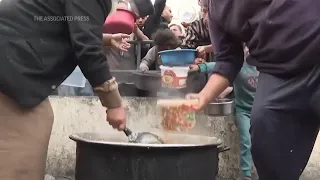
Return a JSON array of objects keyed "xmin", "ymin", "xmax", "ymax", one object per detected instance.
[
  {"xmin": 0, "ymin": 0, "xmax": 113, "ymax": 108},
  {"xmin": 142, "ymin": 0, "xmax": 166, "ymax": 38},
  {"xmin": 208, "ymin": 0, "xmax": 320, "ymax": 83}
]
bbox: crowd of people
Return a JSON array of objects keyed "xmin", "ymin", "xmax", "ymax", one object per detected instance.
[
  {"xmin": 117, "ymin": 0, "xmax": 212, "ymax": 72},
  {"xmin": 0, "ymin": 0, "xmax": 319, "ymax": 179},
  {"xmin": 57, "ymin": 0, "xmax": 213, "ymax": 96},
  {"xmin": 58, "ymin": 0, "xmax": 258, "ymax": 179}
]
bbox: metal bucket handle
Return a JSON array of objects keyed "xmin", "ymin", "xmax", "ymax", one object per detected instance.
[{"xmin": 218, "ymin": 145, "xmax": 230, "ymax": 153}]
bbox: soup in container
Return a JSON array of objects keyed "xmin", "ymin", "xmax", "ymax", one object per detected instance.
[{"xmin": 157, "ymin": 99, "xmax": 199, "ymax": 132}]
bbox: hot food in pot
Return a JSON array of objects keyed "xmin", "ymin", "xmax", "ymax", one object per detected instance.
[{"xmin": 157, "ymin": 99, "xmax": 198, "ymax": 131}]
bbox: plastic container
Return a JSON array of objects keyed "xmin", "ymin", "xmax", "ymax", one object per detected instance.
[
  {"xmin": 103, "ymin": 8, "xmax": 136, "ymax": 34},
  {"xmin": 177, "ymin": 5, "xmax": 199, "ymax": 23},
  {"xmin": 61, "ymin": 66, "xmax": 86, "ymax": 88},
  {"xmin": 160, "ymin": 65, "xmax": 189, "ymax": 88},
  {"xmin": 159, "ymin": 49, "xmax": 196, "ymax": 66},
  {"xmin": 157, "ymin": 99, "xmax": 198, "ymax": 132}
]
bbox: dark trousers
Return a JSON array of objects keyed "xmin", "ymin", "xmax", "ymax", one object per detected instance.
[{"xmin": 250, "ymin": 65, "xmax": 320, "ymax": 180}]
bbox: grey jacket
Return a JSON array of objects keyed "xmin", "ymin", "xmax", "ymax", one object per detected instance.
[{"xmin": 140, "ymin": 46, "xmax": 161, "ymax": 70}]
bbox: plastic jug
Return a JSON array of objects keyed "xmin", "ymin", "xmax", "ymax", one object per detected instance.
[
  {"xmin": 103, "ymin": 8, "xmax": 136, "ymax": 34},
  {"xmin": 103, "ymin": 0, "xmax": 155, "ymax": 34}
]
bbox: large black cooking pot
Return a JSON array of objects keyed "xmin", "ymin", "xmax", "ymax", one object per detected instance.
[{"xmin": 70, "ymin": 132, "xmax": 230, "ymax": 180}]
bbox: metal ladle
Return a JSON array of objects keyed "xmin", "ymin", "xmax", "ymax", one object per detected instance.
[{"xmin": 123, "ymin": 128, "xmax": 164, "ymax": 144}]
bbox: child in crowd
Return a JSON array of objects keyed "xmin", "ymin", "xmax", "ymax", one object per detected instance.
[
  {"xmin": 169, "ymin": 22, "xmax": 185, "ymax": 38},
  {"xmin": 139, "ymin": 28, "xmax": 181, "ymax": 72},
  {"xmin": 190, "ymin": 46, "xmax": 259, "ymax": 180}
]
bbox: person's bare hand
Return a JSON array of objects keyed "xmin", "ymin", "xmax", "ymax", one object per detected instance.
[
  {"xmin": 116, "ymin": 2, "xmax": 128, "ymax": 9},
  {"xmin": 244, "ymin": 46, "xmax": 250, "ymax": 57},
  {"xmin": 181, "ymin": 22, "xmax": 191, "ymax": 28},
  {"xmin": 185, "ymin": 93, "xmax": 209, "ymax": 111},
  {"xmin": 111, "ymin": 33, "xmax": 131, "ymax": 51},
  {"xmin": 133, "ymin": 23, "xmax": 139, "ymax": 33},
  {"xmin": 139, "ymin": 63, "xmax": 149, "ymax": 72},
  {"xmin": 196, "ymin": 45, "xmax": 207, "ymax": 57},
  {"xmin": 189, "ymin": 64, "xmax": 200, "ymax": 72},
  {"xmin": 106, "ymin": 106, "xmax": 126, "ymax": 131},
  {"xmin": 194, "ymin": 58, "xmax": 205, "ymax": 64}
]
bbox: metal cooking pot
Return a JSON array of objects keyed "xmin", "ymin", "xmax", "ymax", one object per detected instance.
[
  {"xmin": 131, "ymin": 70, "xmax": 161, "ymax": 92},
  {"xmin": 204, "ymin": 98, "xmax": 234, "ymax": 116},
  {"xmin": 70, "ymin": 132, "xmax": 230, "ymax": 180}
]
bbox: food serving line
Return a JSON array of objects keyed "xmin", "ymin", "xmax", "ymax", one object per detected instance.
[{"xmin": 69, "ymin": 49, "xmax": 234, "ymax": 180}]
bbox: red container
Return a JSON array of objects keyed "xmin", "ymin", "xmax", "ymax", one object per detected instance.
[{"xmin": 103, "ymin": 8, "xmax": 136, "ymax": 34}]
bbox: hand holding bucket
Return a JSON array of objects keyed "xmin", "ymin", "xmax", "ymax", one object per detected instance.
[
  {"xmin": 103, "ymin": 0, "xmax": 155, "ymax": 34},
  {"xmin": 103, "ymin": 8, "xmax": 136, "ymax": 34}
]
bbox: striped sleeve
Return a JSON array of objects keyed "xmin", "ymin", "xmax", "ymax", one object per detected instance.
[{"xmin": 180, "ymin": 20, "xmax": 202, "ymax": 49}]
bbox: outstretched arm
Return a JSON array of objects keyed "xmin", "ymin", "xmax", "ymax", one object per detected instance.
[{"xmin": 65, "ymin": 0, "xmax": 122, "ymax": 108}]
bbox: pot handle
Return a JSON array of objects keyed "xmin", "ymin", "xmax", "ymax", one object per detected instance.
[
  {"xmin": 123, "ymin": 128, "xmax": 133, "ymax": 136},
  {"xmin": 218, "ymin": 145, "xmax": 230, "ymax": 153}
]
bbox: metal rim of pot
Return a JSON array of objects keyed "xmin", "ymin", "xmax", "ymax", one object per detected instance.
[
  {"xmin": 203, "ymin": 98, "xmax": 234, "ymax": 116},
  {"xmin": 131, "ymin": 70, "xmax": 161, "ymax": 77},
  {"xmin": 208, "ymin": 98, "xmax": 234, "ymax": 105},
  {"xmin": 69, "ymin": 133, "xmax": 223, "ymax": 148},
  {"xmin": 217, "ymin": 145, "xmax": 231, "ymax": 152},
  {"xmin": 70, "ymin": 134, "xmax": 230, "ymax": 153}
]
